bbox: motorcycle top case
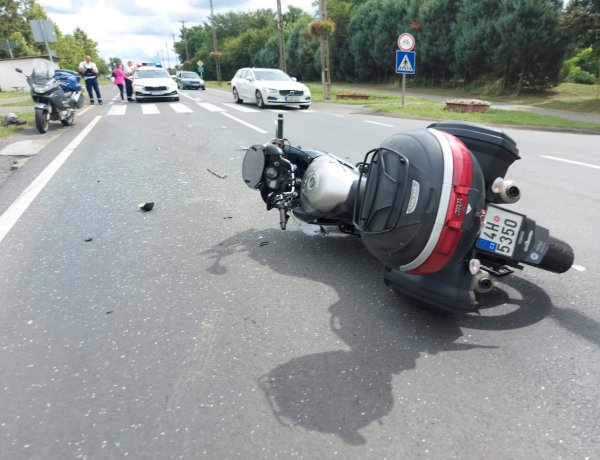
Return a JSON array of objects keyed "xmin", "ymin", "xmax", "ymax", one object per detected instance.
[
  {"xmin": 354, "ymin": 128, "xmax": 485, "ymax": 274},
  {"xmin": 428, "ymin": 121, "xmax": 520, "ymax": 189}
]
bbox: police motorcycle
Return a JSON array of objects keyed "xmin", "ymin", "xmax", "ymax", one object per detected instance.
[
  {"xmin": 16, "ymin": 63, "xmax": 84, "ymax": 134},
  {"xmin": 242, "ymin": 115, "xmax": 574, "ymax": 311}
]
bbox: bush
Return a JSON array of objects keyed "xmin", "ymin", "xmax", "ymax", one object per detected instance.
[{"xmin": 571, "ymin": 69, "xmax": 597, "ymax": 85}]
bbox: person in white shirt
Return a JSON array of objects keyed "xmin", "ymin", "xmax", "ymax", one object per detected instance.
[
  {"xmin": 78, "ymin": 55, "xmax": 103, "ymax": 105},
  {"xmin": 122, "ymin": 60, "xmax": 136, "ymax": 102}
]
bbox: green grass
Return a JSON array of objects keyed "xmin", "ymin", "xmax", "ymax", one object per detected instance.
[
  {"xmin": 307, "ymin": 83, "xmax": 600, "ymax": 131},
  {"xmin": 0, "ymin": 110, "xmax": 35, "ymax": 137}
]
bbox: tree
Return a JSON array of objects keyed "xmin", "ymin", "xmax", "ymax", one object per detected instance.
[
  {"xmin": 285, "ymin": 15, "xmax": 320, "ymax": 81},
  {"xmin": 0, "ymin": 0, "xmax": 30, "ymax": 58},
  {"xmin": 452, "ymin": 0, "xmax": 501, "ymax": 83},
  {"xmin": 348, "ymin": 0, "xmax": 416, "ymax": 81},
  {"xmin": 416, "ymin": 0, "xmax": 461, "ymax": 84},
  {"xmin": 494, "ymin": 0, "xmax": 565, "ymax": 93},
  {"xmin": 562, "ymin": 0, "xmax": 600, "ymax": 55}
]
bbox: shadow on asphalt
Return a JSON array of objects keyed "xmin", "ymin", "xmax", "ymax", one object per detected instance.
[{"xmin": 202, "ymin": 226, "xmax": 558, "ymax": 444}]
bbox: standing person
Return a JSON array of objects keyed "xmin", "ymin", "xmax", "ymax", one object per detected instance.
[
  {"xmin": 112, "ymin": 63, "xmax": 126, "ymax": 100},
  {"xmin": 123, "ymin": 60, "xmax": 136, "ymax": 102},
  {"xmin": 78, "ymin": 55, "xmax": 103, "ymax": 105}
]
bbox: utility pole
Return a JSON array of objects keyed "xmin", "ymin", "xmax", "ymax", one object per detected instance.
[
  {"xmin": 179, "ymin": 20, "xmax": 190, "ymax": 63},
  {"xmin": 276, "ymin": 0, "xmax": 287, "ymax": 72},
  {"xmin": 165, "ymin": 42, "xmax": 171, "ymax": 70},
  {"xmin": 319, "ymin": 0, "xmax": 331, "ymax": 99},
  {"xmin": 172, "ymin": 33, "xmax": 178, "ymax": 67},
  {"xmin": 209, "ymin": 0, "xmax": 222, "ymax": 83}
]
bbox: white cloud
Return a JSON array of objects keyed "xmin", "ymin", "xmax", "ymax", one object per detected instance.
[{"xmin": 38, "ymin": 0, "xmax": 317, "ymax": 65}]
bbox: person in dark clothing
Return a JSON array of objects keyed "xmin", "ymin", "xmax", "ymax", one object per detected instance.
[{"xmin": 78, "ymin": 55, "xmax": 103, "ymax": 105}]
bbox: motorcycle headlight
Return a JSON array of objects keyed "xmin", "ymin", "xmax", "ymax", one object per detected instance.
[{"xmin": 33, "ymin": 81, "xmax": 54, "ymax": 93}]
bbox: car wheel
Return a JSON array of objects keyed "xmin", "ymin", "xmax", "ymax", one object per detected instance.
[
  {"xmin": 233, "ymin": 88, "xmax": 243, "ymax": 104},
  {"xmin": 256, "ymin": 91, "xmax": 265, "ymax": 108},
  {"xmin": 174, "ymin": 96, "xmax": 180, "ymax": 102},
  {"xmin": 300, "ymin": 105, "xmax": 310, "ymax": 110},
  {"xmin": 202, "ymin": 86, "xmax": 206, "ymax": 90}
]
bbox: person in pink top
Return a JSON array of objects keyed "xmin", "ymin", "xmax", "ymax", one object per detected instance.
[{"xmin": 112, "ymin": 63, "xmax": 127, "ymax": 101}]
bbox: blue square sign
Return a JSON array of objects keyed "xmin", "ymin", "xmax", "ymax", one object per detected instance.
[{"xmin": 396, "ymin": 50, "xmax": 416, "ymax": 75}]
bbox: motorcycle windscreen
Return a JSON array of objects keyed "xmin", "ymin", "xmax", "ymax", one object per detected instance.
[{"xmin": 242, "ymin": 145, "xmax": 266, "ymax": 189}]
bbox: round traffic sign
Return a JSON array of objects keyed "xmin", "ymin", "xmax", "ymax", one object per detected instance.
[{"xmin": 398, "ymin": 33, "xmax": 415, "ymax": 51}]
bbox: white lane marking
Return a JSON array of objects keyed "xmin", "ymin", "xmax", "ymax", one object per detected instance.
[
  {"xmin": 0, "ymin": 116, "xmax": 103, "ymax": 244},
  {"xmin": 197, "ymin": 102, "xmax": 225, "ymax": 112},
  {"xmin": 541, "ymin": 155, "xmax": 600, "ymax": 170},
  {"xmin": 107, "ymin": 105, "xmax": 127, "ymax": 116},
  {"xmin": 141, "ymin": 104, "xmax": 160, "ymax": 114},
  {"xmin": 220, "ymin": 112, "xmax": 267, "ymax": 134},
  {"xmin": 365, "ymin": 120, "xmax": 394, "ymax": 127},
  {"xmin": 223, "ymin": 103, "xmax": 259, "ymax": 113},
  {"xmin": 170, "ymin": 102, "xmax": 194, "ymax": 113},
  {"xmin": 571, "ymin": 265, "xmax": 586, "ymax": 272},
  {"xmin": 180, "ymin": 93, "xmax": 203, "ymax": 103}
]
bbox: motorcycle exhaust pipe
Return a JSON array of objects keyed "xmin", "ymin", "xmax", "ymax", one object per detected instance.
[
  {"xmin": 474, "ymin": 269, "xmax": 495, "ymax": 294},
  {"xmin": 491, "ymin": 177, "xmax": 521, "ymax": 204}
]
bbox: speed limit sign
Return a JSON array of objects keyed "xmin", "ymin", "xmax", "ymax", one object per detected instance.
[{"xmin": 398, "ymin": 33, "xmax": 415, "ymax": 51}]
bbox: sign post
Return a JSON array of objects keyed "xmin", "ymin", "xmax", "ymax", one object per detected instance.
[
  {"xmin": 0, "ymin": 40, "xmax": 18, "ymax": 59},
  {"xmin": 396, "ymin": 33, "xmax": 416, "ymax": 107},
  {"xmin": 30, "ymin": 20, "xmax": 57, "ymax": 62}
]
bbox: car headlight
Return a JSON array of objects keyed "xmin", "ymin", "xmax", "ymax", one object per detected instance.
[{"xmin": 260, "ymin": 87, "xmax": 278, "ymax": 94}]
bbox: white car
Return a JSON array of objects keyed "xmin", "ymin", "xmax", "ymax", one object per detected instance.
[
  {"xmin": 133, "ymin": 65, "xmax": 179, "ymax": 102},
  {"xmin": 231, "ymin": 67, "xmax": 311, "ymax": 109}
]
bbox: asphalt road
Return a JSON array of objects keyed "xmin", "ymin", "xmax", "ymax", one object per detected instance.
[{"xmin": 0, "ymin": 87, "xmax": 598, "ymax": 459}]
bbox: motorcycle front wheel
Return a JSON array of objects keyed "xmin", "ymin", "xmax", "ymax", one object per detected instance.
[
  {"xmin": 61, "ymin": 111, "xmax": 75, "ymax": 126},
  {"xmin": 35, "ymin": 109, "xmax": 50, "ymax": 133}
]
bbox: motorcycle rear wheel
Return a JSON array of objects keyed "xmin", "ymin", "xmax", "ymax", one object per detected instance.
[
  {"xmin": 61, "ymin": 111, "xmax": 75, "ymax": 126},
  {"xmin": 35, "ymin": 109, "xmax": 49, "ymax": 133},
  {"xmin": 537, "ymin": 236, "xmax": 574, "ymax": 274}
]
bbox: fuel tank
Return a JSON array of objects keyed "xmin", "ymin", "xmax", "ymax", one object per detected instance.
[{"xmin": 299, "ymin": 155, "xmax": 358, "ymax": 217}]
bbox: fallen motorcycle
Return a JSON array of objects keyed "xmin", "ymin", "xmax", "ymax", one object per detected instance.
[
  {"xmin": 16, "ymin": 65, "xmax": 83, "ymax": 134},
  {"xmin": 242, "ymin": 115, "xmax": 574, "ymax": 312}
]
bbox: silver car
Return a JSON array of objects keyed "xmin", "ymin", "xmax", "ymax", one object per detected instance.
[
  {"xmin": 230, "ymin": 68, "xmax": 311, "ymax": 109},
  {"xmin": 174, "ymin": 71, "xmax": 206, "ymax": 90}
]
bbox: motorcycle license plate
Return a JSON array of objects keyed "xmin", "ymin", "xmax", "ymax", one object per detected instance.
[{"xmin": 476, "ymin": 205, "xmax": 524, "ymax": 257}]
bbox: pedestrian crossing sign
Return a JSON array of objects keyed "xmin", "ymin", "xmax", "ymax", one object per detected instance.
[{"xmin": 395, "ymin": 50, "xmax": 416, "ymax": 75}]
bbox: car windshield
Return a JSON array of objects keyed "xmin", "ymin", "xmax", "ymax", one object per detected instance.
[
  {"xmin": 253, "ymin": 70, "xmax": 292, "ymax": 82},
  {"xmin": 181, "ymin": 72, "xmax": 199, "ymax": 78},
  {"xmin": 136, "ymin": 69, "xmax": 170, "ymax": 79}
]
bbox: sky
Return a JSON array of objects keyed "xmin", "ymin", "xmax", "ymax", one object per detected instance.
[{"xmin": 37, "ymin": 0, "xmax": 317, "ymax": 66}]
